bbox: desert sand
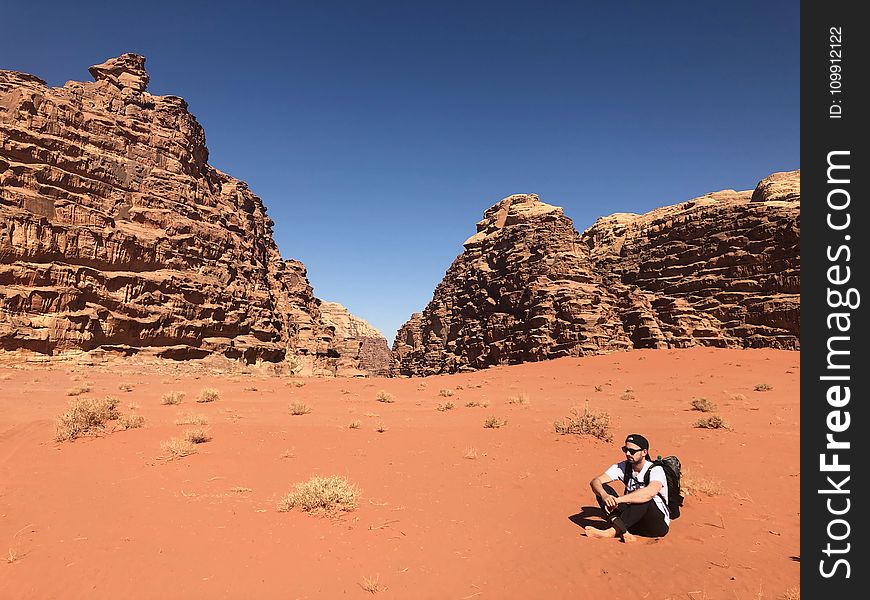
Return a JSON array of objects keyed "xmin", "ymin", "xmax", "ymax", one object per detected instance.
[{"xmin": 0, "ymin": 347, "xmax": 799, "ymax": 599}]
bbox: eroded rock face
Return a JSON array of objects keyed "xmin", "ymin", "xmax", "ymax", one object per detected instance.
[
  {"xmin": 0, "ymin": 54, "xmax": 387, "ymax": 375},
  {"xmin": 319, "ymin": 301, "xmax": 392, "ymax": 376},
  {"xmin": 393, "ymin": 171, "xmax": 800, "ymax": 375}
]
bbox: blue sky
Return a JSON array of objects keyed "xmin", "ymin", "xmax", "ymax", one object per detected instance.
[{"xmin": 2, "ymin": 1, "xmax": 799, "ymax": 344}]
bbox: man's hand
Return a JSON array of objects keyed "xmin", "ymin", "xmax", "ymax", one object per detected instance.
[{"xmin": 602, "ymin": 494, "xmax": 619, "ymax": 512}]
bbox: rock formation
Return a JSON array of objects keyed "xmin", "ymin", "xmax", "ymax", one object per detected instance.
[
  {"xmin": 0, "ymin": 54, "xmax": 387, "ymax": 375},
  {"xmin": 393, "ymin": 171, "xmax": 800, "ymax": 376}
]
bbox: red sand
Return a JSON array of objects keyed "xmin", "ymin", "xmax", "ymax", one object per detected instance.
[{"xmin": 0, "ymin": 347, "xmax": 799, "ymax": 599}]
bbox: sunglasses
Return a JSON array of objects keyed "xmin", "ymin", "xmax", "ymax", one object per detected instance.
[{"xmin": 621, "ymin": 446, "xmax": 644, "ymax": 454}]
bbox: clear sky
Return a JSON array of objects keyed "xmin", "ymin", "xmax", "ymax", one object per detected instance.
[{"xmin": 2, "ymin": 1, "xmax": 799, "ymax": 344}]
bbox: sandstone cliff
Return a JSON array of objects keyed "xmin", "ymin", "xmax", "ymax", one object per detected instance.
[
  {"xmin": 393, "ymin": 171, "xmax": 800, "ymax": 376},
  {"xmin": 0, "ymin": 54, "xmax": 387, "ymax": 375}
]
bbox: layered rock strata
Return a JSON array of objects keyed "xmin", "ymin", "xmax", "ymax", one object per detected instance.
[
  {"xmin": 0, "ymin": 54, "xmax": 387, "ymax": 375},
  {"xmin": 393, "ymin": 171, "xmax": 800, "ymax": 376}
]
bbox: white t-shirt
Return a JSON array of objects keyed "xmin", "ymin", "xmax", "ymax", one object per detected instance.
[{"xmin": 605, "ymin": 459, "xmax": 670, "ymax": 525}]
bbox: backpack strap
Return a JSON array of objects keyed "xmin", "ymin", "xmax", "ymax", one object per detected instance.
[{"xmin": 644, "ymin": 460, "xmax": 670, "ymax": 514}]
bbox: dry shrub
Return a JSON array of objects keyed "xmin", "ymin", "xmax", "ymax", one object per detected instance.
[
  {"xmin": 464, "ymin": 447, "xmax": 478, "ymax": 460},
  {"xmin": 55, "ymin": 396, "xmax": 121, "ymax": 441},
  {"xmin": 465, "ymin": 401, "xmax": 481, "ymax": 408},
  {"xmin": 288, "ymin": 380, "xmax": 306, "ymax": 388},
  {"xmin": 175, "ymin": 413, "xmax": 209, "ymax": 426},
  {"xmin": 66, "ymin": 386, "xmax": 92, "ymax": 397},
  {"xmin": 483, "ymin": 415, "xmax": 507, "ymax": 429},
  {"xmin": 118, "ymin": 383, "xmax": 134, "ymax": 392},
  {"xmin": 289, "ymin": 401, "xmax": 311, "ymax": 415},
  {"xmin": 620, "ymin": 389, "xmax": 635, "ymax": 401},
  {"xmin": 691, "ymin": 398, "xmax": 717, "ymax": 412},
  {"xmin": 161, "ymin": 391, "xmax": 185, "ymax": 405},
  {"xmin": 681, "ymin": 471, "xmax": 722, "ymax": 497},
  {"xmin": 554, "ymin": 404, "xmax": 613, "ymax": 442},
  {"xmin": 161, "ymin": 437, "xmax": 197, "ymax": 458},
  {"xmin": 438, "ymin": 388, "xmax": 454, "ymax": 397},
  {"xmin": 277, "ymin": 475, "xmax": 360, "ymax": 514},
  {"xmin": 594, "ymin": 385, "xmax": 603, "ymax": 392},
  {"xmin": 754, "ymin": 383, "xmax": 774, "ymax": 392},
  {"xmin": 436, "ymin": 401, "xmax": 455, "ymax": 412},
  {"xmin": 694, "ymin": 415, "xmax": 730, "ymax": 430},
  {"xmin": 781, "ymin": 586, "xmax": 800, "ymax": 600},
  {"xmin": 375, "ymin": 422, "xmax": 388, "ymax": 433},
  {"xmin": 360, "ymin": 574, "xmax": 385, "ymax": 594},
  {"xmin": 508, "ymin": 393, "xmax": 529, "ymax": 405},
  {"xmin": 184, "ymin": 426, "xmax": 211, "ymax": 444},
  {"xmin": 348, "ymin": 420, "xmax": 361, "ymax": 429},
  {"xmin": 197, "ymin": 388, "xmax": 220, "ymax": 403},
  {"xmin": 117, "ymin": 414, "xmax": 145, "ymax": 430},
  {"xmin": 375, "ymin": 390, "xmax": 395, "ymax": 403}
]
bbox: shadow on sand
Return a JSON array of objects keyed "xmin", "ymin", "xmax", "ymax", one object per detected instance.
[{"xmin": 568, "ymin": 506, "xmax": 609, "ymax": 530}]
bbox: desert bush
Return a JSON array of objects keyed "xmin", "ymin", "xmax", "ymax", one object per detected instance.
[
  {"xmin": 289, "ymin": 401, "xmax": 311, "ymax": 415},
  {"xmin": 175, "ymin": 413, "xmax": 209, "ymax": 426},
  {"xmin": 55, "ymin": 396, "xmax": 121, "ymax": 441},
  {"xmin": 184, "ymin": 426, "xmax": 211, "ymax": 444},
  {"xmin": 465, "ymin": 401, "xmax": 481, "ymax": 408},
  {"xmin": 360, "ymin": 575, "xmax": 385, "ymax": 594},
  {"xmin": 375, "ymin": 390, "xmax": 395, "ymax": 403},
  {"xmin": 348, "ymin": 420, "xmax": 361, "ymax": 429},
  {"xmin": 117, "ymin": 414, "xmax": 145, "ymax": 430},
  {"xmin": 66, "ymin": 386, "xmax": 92, "ymax": 397},
  {"xmin": 161, "ymin": 391, "xmax": 185, "ymax": 405},
  {"xmin": 197, "ymin": 388, "xmax": 220, "ymax": 403},
  {"xmin": 438, "ymin": 388, "xmax": 454, "ymax": 397},
  {"xmin": 594, "ymin": 385, "xmax": 603, "ymax": 392},
  {"xmin": 508, "ymin": 393, "xmax": 529, "ymax": 405},
  {"xmin": 620, "ymin": 389, "xmax": 635, "ymax": 401},
  {"xmin": 483, "ymin": 415, "xmax": 507, "ymax": 429},
  {"xmin": 161, "ymin": 437, "xmax": 197, "ymax": 458},
  {"xmin": 694, "ymin": 415, "xmax": 730, "ymax": 429},
  {"xmin": 554, "ymin": 404, "xmax": 613, "ymax": 442},
  {"xmin": 436, "ymin": 401, "xmax": 455, "ymax": 412},
  {"xmin": 754, "ymin": 383, "xmax": 773, "ymax": 392},
  {"xmin": 690, "ymin": 398, "xmax": 717, "ymax": 412},
  {"xmin": 277, "ymin": 475, "xmax": 360, "ymax": 513},
  {"xmin": 375, "ymin": 422, "xmax": 388, "ymax": 433},
  {"xmin": 464, "ymin": 447, "xmax": 479, "ymax": 459},
  {"xmin": 681, "ymin": 471, "xmax": 722, "ymax": 497},
  {"xmin": 118, "ymin": 383, "xmax": 134, "ymax": 392}
]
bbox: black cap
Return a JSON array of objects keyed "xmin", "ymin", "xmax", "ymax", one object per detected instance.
[{"xmin": 625, "ymin": 434, "xmax": 649, "ymax": 451}]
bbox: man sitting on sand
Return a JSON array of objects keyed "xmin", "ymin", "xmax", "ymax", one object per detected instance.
[{"xmin": 586, "ymin": 433, "xmax": 670, "ymax": 542}]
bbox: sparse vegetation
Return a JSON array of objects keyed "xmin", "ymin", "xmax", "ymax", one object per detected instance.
[
  {"xmin": 375, "ymin": 422, "xmax": 388, "ymax": 433},
  {"xmin": 184, "ymin": 426, "xmax": 211, "ymax": 444},
  {"xmin": 117, "ymin": 414, "xmax": 145, "ymax": 430},
  {"xmin": 288, "ymin": 380, "xmax": 306, "ymax": 388},
  {"xmin": 483, "ymin": 415, "xmax": 507, "ymax": 429},
  {"xmin": 508, "ymin": 392, "xmax": 529, "ymax": 405},
  {"xmin": 66, "ymin": 385, "xmax": 92, "ymax": 397},
  {"xmin": 118, "ymin": 383, "xmax": 134, "ymax": 392},
  {"xmin": 375, "ymin": 390, "xmax": 395, "ymax": 403},
  {"xmin": 436, "ymin": 401, "xmax": 455, "ymax": 411},
  {"xmin": 161, "ymin": 391, "xmax": 185, "ymax": 405},
  {"xmin": 594, "ymin": 385, "xmax": 603, "ymax": 392},
  {"xmin": 438, "ymin": 388, "xmax": 454, "ymax": 397},
  {"xmin": 197, "ymin": 388, "xmax": 220, "ymax": 403},
  {"xmin": 694, "ymin": 415, "xmax": 730, "ymax": 430},
  {"xmin": 620, "ymin": 389, "xmax": 635, "ymax": 401},
  {"xmin": 681, "ymin": 471, "xmax": 723, "ymax": 497},
  {"xmin": 465, "ymin": 401, "xmax": 481, "ymax": 408},
  {"xmin": 754, "ymin": 383, "xmax": 773, "ymax": 392},
  {"xmin": 691, "ymin": 398, "xmax": 717, "ymax": 412},
  {"xmin": 554, "ymin": 404, "xmax": 613, "ymax": 442},
  {"xmin": 464, "ymin": 447, "xmax": 478, "ymax": 460},
  {"xmin": 160, "ymin": 437, "xmax": 197, "ymax": 458},
  {"xmin": 277, "ymin": 475, "xmax": 360, "ymax": 514},
  {"xmin": 55, "ymin": 396, "xmax": 121, "ymax": 441},
  {"xmin": 175, "ymin": 413, "xmax": 209, "ymax": 426},
  {"xmin": 348, "ymin": 420, "xmax": 361, "ymax": 429},
  {"xmin": 289, "ymin": 401, "xmax": 311, "ymax": 415},
  {"xmin": 360, "ymin": 574, "xmax": 385, "ymax": 594}
]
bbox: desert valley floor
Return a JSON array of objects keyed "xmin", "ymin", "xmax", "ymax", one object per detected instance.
[{"xmin": 0, "ymin": 347, "xmax": 799, "ymax": 599}]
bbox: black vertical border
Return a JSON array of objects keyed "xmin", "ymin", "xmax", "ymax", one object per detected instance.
[{"xmin": 801, "ymin": 1, "xmax": 868, "ymax": 596}]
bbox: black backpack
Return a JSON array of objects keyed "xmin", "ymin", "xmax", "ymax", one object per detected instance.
[{"xmin": 623, "ymin": 455, "xmax": 684, "ymax": 519}]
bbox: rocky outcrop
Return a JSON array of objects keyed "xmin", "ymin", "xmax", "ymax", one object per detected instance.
[
  {"xmin": 0, "ymin": 54, "xmax": 387, "ymax": 375},
  {"xmin": 393, "ymin": 171, "xmax": 800, "ymax": 376},
  {"xmin": 318, "ymin": 301, "xmax": 392, "ymax": 376}
]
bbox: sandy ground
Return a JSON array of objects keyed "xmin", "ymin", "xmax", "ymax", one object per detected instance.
[{"xmin": 0, "ymin": 347, "xmax": 799, "ymax": 599}]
